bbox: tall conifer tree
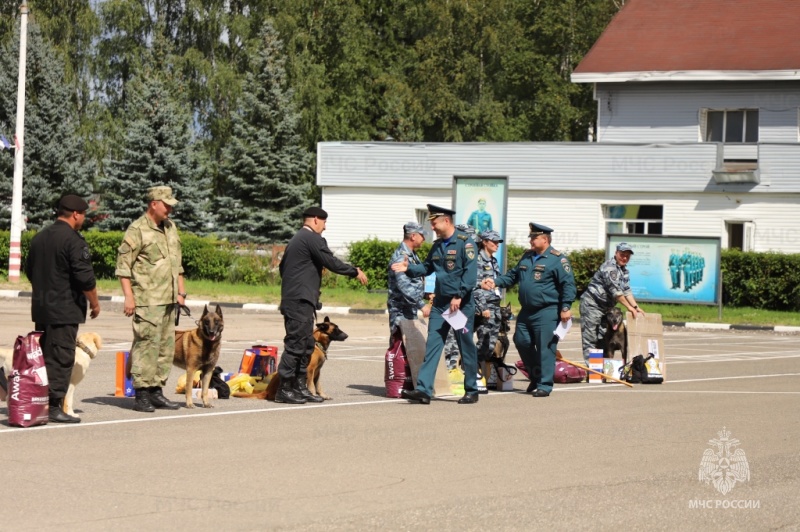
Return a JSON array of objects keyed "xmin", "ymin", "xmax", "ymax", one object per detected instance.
[
  {"xmin": 214, "ymin": 21, "xmax": 312, "ymax": 243},
  {"xmin": 98, "ymin": 73, "xmax": 209, "ymax": 233},
  {"xmin": 0, "ymin": 20, "xmax": 93, "ymax": 230}
]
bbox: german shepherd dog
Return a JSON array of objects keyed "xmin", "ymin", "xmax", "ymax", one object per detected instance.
[
  {"xmin": 603, "ymin": 306, "xmax": 628, "ymax": 364},
  {"xmin": 173, "ymin": 304, "xmax": 224, "ymax": 408},
  {"xmin": 236, "ymin": 317, "xmax": 348, "ymax": 401}
]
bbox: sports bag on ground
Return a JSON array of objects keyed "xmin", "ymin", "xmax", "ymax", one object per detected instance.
[
  {"xmin": 623, "ymin": 354, "xmax": 663, "ymax": 384},
  {"xmin": 8, "ymin": 331, "xmax": 49, "ymax": 427},
  {"xmin": 385, "ymin": 335, "xmax": 412, "ymax": 398},
  {"xmin": 554, "ymin": 360, "xmax": 587, "ymax": 383}
]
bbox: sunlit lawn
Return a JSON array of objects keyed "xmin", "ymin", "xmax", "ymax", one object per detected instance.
[{"xmin": 3, "ymin": 277, "xmax": 799, "ymax": 326}]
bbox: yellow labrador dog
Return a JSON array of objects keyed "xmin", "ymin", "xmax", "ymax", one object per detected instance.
[
  {"xmin": 63, "ymin": 332, "xmax": 103, "ymax": 417},
  {"xmin": 0, "ymin": 333, "xmax": 102, "ymax": 414}
]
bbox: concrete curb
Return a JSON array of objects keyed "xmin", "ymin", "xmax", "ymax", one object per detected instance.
[{"xmin": 2, "ymin": 289, "xmax": 798, "ymax": 332}]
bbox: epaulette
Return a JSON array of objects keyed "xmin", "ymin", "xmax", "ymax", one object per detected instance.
[
  {"xmin": 550, "ymin": 249, "xmax": 562, "ymax": 256},
  {"xmin": 457, "ymin": 234, "xmax": 467, "ymax": 240}
]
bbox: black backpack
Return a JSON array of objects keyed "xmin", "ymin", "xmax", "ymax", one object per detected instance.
[{"xmin": 623, "ymin": 354, "xmax": 663, "ymax": 384}]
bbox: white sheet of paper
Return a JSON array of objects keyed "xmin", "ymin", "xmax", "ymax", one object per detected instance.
[
  {"xmin": 442, "ymin": 308, "xmax": 468, "ymax": 331},
  {"xmin": 553, "ymin": 318, "xmax": 572, "ymax": 340}
]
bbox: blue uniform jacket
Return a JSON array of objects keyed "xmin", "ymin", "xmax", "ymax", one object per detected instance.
[
  {"xmin": 405, "ymin": 230, "xmax": 478, "ymax": 307},
  {"xmin": 494, "ymin": 246, "xmax": 576, "ymax": 310}
]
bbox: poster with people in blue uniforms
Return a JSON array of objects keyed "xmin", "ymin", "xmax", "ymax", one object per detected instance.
[
  {"xmin": 453, "ymin": 176, "xmax": 508, "ymax": 272},
  {"xmin": 607, "ymin": 235, "xmax": 720, "ymax": 304}
]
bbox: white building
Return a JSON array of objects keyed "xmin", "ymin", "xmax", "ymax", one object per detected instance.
[{"xmin": 316, "ymin": 0, "xmax": 800, "ymax": 255}]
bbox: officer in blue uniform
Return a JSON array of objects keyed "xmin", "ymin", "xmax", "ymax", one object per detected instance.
[
  {"xmin": 483, "ymin": 223, "xmax": 576, "ymax": 397},
  {"xmin": 391, "ymin": 204, "xmax": 480, "ymax": 404}
]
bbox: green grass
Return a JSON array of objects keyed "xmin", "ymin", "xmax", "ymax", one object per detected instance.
[{"xmin": 4, "ymin": 277, "xmax": 799, "ymax": 326}]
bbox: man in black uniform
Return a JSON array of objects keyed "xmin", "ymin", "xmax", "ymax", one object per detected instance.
[
  {"xmin": 26, "ymin": 194, "xmax": 100, "ymax": 423},
  {"xmin": 277, "ymin": 206, "xmax": 368, "ymax": 404}
]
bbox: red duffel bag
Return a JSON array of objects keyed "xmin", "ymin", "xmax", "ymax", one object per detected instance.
[
  {"xmin": 515, "ymin": 359, "xmax": 587, "ymax": 383},
  {"xmin": 554, "ymin": 360, "xmax": 587, "ymax": 383},
  {"xmin": 385, "ymin": 335, "xmax": 412, "ymax": 398},
  {"xmin": 7, "ymin": 331, "xmax": 49, "ymax": 428}
]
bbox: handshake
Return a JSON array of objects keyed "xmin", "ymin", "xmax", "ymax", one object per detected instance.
[{"xmin": 480, "ymin": 278, "xmax": 496, "ymax": 290}]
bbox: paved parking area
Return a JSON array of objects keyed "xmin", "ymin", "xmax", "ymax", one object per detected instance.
[{"xmin": 1, "ymin": 299, "xmax": 798, "ymax": 530}]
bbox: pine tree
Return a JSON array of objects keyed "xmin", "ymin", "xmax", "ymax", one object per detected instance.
[
  {"xmin": 97, "ymin": 72, "xmax": 209, "ymax": 233},
  {"xmin": 0, "ymin": 19, "xmax": 93, "ymax": 230},
  {"xmin": 214, "ymin": 21, "xmax": 312, "ymax": 243}
]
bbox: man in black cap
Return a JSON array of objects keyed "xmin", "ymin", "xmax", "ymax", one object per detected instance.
[
  {"xmin": 26, "ymin": 194, "xmax": 100, "ymax": 423},
  {"xmin": 483, "ymin": 222, "xmax": 575, "ymax": 397},
  {"xmin": 276, "ymin": 206, "xmax": 368, "ymax": 404},
  {"xmin": 391, "ymin": 204, "xmax": 480, "ymax": 404}
]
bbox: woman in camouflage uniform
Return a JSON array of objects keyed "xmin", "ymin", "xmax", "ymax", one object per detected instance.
[{"xmin": 474, "ymin": 230, "xmax": 504, "ymax": 367}]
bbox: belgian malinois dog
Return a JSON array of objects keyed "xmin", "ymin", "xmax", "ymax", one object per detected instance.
[
  {"xmin": 173, "ymin": 304, "xmax": 224, "ymax": 408},
  {"xmin": 603, "ymin": 306, "xmax": 628, "ymax": 364},
  {"xmin": 235, "ymin": 317, "xmax": 348, "ymax": 401}
]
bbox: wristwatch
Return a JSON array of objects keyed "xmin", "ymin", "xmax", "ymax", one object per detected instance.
[{"xmin": 178, "ymin": 292, "xmax": 187, "ymax": 298}]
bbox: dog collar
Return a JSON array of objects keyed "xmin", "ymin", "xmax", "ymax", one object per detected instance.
[
  {"xmin": 315, "ymin": 341, "xmax": 327, "ymax": 357},
  {"xmin": 76, "ymin": 341, "xmax": 95, "ymax": 358}
]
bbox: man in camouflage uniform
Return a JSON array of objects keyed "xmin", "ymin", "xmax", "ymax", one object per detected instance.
[
  {"xmin": 474, "ymin": 229, "xmax": 503, "ymax": 366},
  {"xmin": 116, "ymin": 186, "xmax": 186, "ymax": 412},
  {"xmin": 387, "ymin": 222, "xmax": 430, "ymax": 339},
  {"xmin": 442, "ymin": 224, "xmax": 478, "ymax": 370},
  {"xmin": 579, "ymin": 242, "xmax": 645, "ymax": 366}
]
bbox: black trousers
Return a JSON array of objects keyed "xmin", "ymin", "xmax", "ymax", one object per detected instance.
[
  {"xmin": 278, "ymin": 300, "xmax": 316, "ymax": 380},
  {"xmin": 36, "ymin": 323, "xmax": 78, "ymax": 401}
]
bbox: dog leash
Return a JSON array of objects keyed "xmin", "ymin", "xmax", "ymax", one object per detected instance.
[{"xmin": 175, "ymin": 303, "xmax": 193, "ymax": 326}]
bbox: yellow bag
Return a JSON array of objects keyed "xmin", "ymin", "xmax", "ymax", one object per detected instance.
[{"xmin": 175, "ymin": 370, "xmax": 202, "ymax": 393}]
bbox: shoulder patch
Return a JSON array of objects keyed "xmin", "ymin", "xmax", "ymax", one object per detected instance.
[{"xmin": 550, "ymin": 249, "xmax": 562, "ymax": 256}]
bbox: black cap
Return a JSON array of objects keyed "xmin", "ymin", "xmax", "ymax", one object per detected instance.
[
  {"xmin": 426, "ymin": 204, "xmax": 455, "ymax": 220},
  {"xmin": 303, "ymin": 206, "xmax": 328, "ymax": 219},
  {"xmin": 58, "ymin": 194, "xmax": 89, "ymax": 212}
]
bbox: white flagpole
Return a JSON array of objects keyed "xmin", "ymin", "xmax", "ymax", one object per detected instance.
[{"xmin": 9, "ymin": 2, "xmax": 29, "ymax": 283}]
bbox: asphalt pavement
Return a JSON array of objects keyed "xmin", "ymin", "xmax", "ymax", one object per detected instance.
[{"xmin": 1, "ymin": 297, "xmax": 798, "ymax": 531}]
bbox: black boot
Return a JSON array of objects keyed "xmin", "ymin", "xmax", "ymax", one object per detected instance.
[
  {"xmin": 133, "ymin": 388, "xmax": 155, "ymax": 412},
  {"xmin": 293, "ymin": 376, "xmax": 324, "ymax": 403},
  {"xmin": 274, "ymin": 378, "xmax": 306, "ymax": 404},
  {"xmin": 148, "ymin": 387, "xmax": 181, "ymax": 410},
  {"xmin": 48, "ymin": 397, "xmax": 80, "ymax": 423}
]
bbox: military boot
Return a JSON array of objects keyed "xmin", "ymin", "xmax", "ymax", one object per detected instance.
[
  {"xmin": 133, "ymin": 388, "xmax": 155, "ymax": 412},
  {"xmin": 274, "ymin": 378, "xmax": 306, "ymax": 404},
  {"xmin": 293, "ymin": 376, "xmax": 324, "ymax": 403},
  {"xmin": 148, "ymin": 387, "xmax": 181, "ymax": 410}
]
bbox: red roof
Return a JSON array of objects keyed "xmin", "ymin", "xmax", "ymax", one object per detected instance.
[{"xmin": 574, "ymin": 0, "xmax": 800, "ymax": 80}]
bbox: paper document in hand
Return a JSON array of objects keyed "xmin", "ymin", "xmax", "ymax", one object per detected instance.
[
  {"xmin": 553, "ymin": 318, "xmax": 572, "ymax": 340},
  {"xmin": 442, "ymin": 308, "xmax": 468, "ymax": 331}
]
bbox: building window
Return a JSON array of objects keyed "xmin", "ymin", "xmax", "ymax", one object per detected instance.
[
  {"xmin": 416, "ymin": 208, "xmax": 434, "ymax": 242},
  {"xmin": 705, "ymin": 110, "xmax": 758, "ymax": 143},
  {"xmin": 605, "ymin": 204, "xmax": 663, "ymax": 235}
]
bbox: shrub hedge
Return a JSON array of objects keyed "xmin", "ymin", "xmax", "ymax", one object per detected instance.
[{"xmin": 3, "ymin": 230, "xmax": 799, "ymax": 311}]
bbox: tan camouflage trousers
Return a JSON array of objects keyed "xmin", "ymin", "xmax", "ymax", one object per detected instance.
[{"xmin": 130, "ymin": 304, "xmax": 176, "ymax": 389}]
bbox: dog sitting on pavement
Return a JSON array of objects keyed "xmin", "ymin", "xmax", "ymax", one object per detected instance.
[
  {"xmin": 173, "ymin": 304, "xmax": 224, "ymax": 408},
  {"xmin": 234, "ymin": 316, "xmax": 348, "ymax": 402},
  {"xmin": 603, "ymin": 306, "xmax": 628, "ymax": 364}
]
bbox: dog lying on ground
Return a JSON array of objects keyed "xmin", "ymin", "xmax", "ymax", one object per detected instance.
[
  {"xmin": 173, "ymin": 304, "xmax": 224, "ymax": 408},
  {"xmin": 603, "ymin": 307, "xmax": 628, "ymax": 364},
  {"xmin": 234, "ymin": 316, "xmax": 348, "ymax": 401},
  {"xmin": 0, "ymin": 332, "xmax": 102, "ymax": 415}
]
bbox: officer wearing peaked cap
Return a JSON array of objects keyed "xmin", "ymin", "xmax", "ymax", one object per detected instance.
[
  {"xmin": 483, "ymin": 222, "xmax": 576, "ymax": 397},
  {"xmin": 391, "ymin": 204, "xmax": 480, "ymax": 404}
]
